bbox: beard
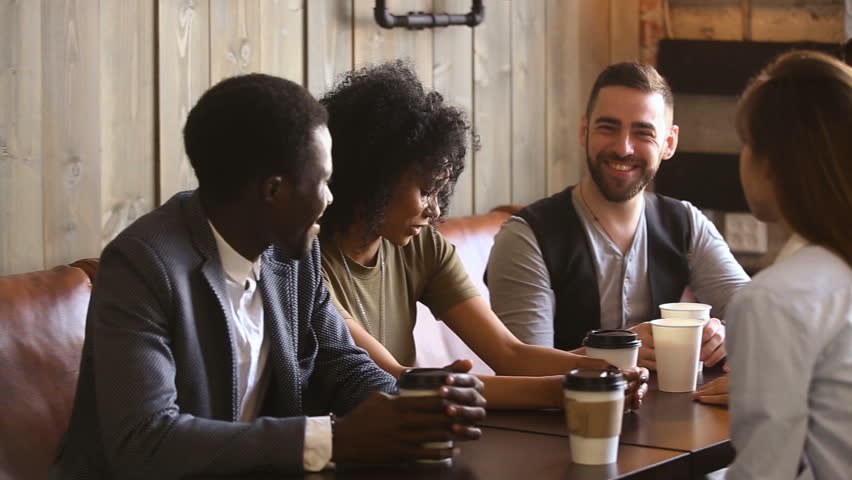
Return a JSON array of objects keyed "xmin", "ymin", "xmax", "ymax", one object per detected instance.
[{"xmin": 586, "ymin": 150, "xmax": 659, "ymax": 203}]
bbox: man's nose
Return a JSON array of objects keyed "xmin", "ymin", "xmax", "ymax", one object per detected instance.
[{"xmin": 614, "ymin": 133, "xmax": 635, "ymax": 157}]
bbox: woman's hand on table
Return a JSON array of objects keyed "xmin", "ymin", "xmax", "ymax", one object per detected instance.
[
  {"xmin": 692, "ymin": 375, "xmax": 729, "ymax": 406},
  {"xmin": 621, "ymin": 366, "xmax": 650, "ymax": 411}
]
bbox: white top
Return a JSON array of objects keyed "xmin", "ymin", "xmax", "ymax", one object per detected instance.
[
  {"xmin": 726, "ymin": 237, "xmax": 852, "ymax": 480},
  {"xmin": 487, "ymin": 191, "xmax": 750, "ymax": 346},
  {"xmin": 209, "ymin": 222, "xmax": 331, "ymax": 471}
]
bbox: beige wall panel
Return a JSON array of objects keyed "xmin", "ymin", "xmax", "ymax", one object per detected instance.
[
  {"xmin": 610, "ymin": 0, "xmax": 641, "ymax": 63},
  {"xmin": 673, "ymin": 94, "xmax": 741, "ymax": 154},
  {"xmin": 100, "ymin": 0, "xmax": 156, "ymax": 247},
  {"xmin": 511, "ymin": 0, "xmax": 547, "ymax": 207},
  {"xmin": 546, "ymin": 0, "xmax": 611, "ymax": 195},
  {"xmin": 260, "ymin": 0, "xmax": 304, "ymax": 83},
  {"xmin": 669, "ymin": 6, "xmax": 743, "ymax": 40},
  {"xmin": 42, "ymin": 0, "xmax": 102, "ymax": 267},
  {"xmin": 433, "ymin": 0, "xmax": 473, "ymax": 216},
  {"xmin": 306, "ymin": 0, "xmax": 353, "ymax": 96},
  {"xmin": 473, "ymin": 0, "xmax": 511, "ymax": 213},
  {"xmin": 0, "ymin": 0, "xmax": 43, "ymax": 274},
  {"xmin": 751, "ymin": 6, "xmax": 844, "ymax": 42},
  {"xmin": 210, "ymin": 0, "xmax": 262, "ymax": 82},
  {"xmin": 158, "ymin": 0, "xmax": 209, "ymax": 201},
  {"xmin": 353, "ymin": 0, "xmax": 434, "ymax": 88}
]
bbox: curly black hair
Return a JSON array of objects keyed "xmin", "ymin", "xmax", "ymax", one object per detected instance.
[
  {"xmin": 184, "ymin": 73, "xmax": 327, "ymax": 204},
  {"xmin": 319, "ymin": 60, "xmax": 475, "ymax": 239}
]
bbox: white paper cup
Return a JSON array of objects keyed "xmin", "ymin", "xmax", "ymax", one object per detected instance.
[
  {"xmin": 582, "ymin": 329, "xmax": 641, "ymax": 370},
  {"xmin": 650, "ymin": 319, "xmax": 706, "ymax": 392},
  {"xmin": 659, "ymin": 303, "xmax": 712, "ymax": 375},
  {"xmin": 399, "ymin": 368, "xmax": 452, "ymax": 466},
  {"xmin": 659, "ymin": 302, "xmax": 711, "ymax": 320},
  {"xmin": 563, "ymin": 369, "xmax": 625, "ymax": 465}
]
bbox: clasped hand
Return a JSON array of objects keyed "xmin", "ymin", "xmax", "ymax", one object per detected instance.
[
  {"xmin": 332, "ymin": 361, "xmax": 486, "ymax": 464},
  {"xmin": 630, "ymin": 318, "xmax": 726, "ymax": 371}
]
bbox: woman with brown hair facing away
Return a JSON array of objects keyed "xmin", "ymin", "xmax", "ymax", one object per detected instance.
[
  {"xmin": 318, "ymin": 60, "xmax": 648, "ymax": 410},
  {"xmin": 722, "ymin": 50, "xmax": 852, "ymax": 479}
]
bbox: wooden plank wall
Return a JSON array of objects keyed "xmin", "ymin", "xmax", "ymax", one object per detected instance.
[{"xmin": 1, "ymin": 0, "xmax": 635, "ymax": 274}]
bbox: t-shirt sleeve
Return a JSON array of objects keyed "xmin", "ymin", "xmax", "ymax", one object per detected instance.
[{"xmin": 418, "ymin": 228, "xmax": 482, "ymax": 318}]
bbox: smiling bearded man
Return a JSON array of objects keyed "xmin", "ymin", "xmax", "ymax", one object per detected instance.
[{"xmin": 486, "ymin": 62, "xmax": 751, "ymax": 377}]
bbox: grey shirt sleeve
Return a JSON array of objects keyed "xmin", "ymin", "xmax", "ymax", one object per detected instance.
[
  {"xmin": 684, "ymin": 201, "xmax": 751, "ymax": 319},
  {"xmin": 486, "ymin": 216, "xmax": 556, "ymax": 347}
]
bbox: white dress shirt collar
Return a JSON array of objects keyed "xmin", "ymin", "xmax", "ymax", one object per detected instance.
[{"xmin": 208, "ymin": 221, "xmax": 262, "ymax": 286}]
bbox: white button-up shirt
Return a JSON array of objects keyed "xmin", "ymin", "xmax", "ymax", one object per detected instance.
[{"xmin": 209, "ymin": 222, "xmax": 332, "ymax": 471}]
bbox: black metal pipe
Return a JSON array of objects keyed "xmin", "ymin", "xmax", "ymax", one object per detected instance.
[{"xmin": 374, "ymin": 0, "xmax": 484, "ymax": 30}]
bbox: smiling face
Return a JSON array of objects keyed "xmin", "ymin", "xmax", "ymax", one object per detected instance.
[
  {"xmin": 581, "ymin": 86, "xmax": 679, "ymax": 203},
  {"xmin": 378, "ymin": 168, "xmax": 447, "ymax": 246}
]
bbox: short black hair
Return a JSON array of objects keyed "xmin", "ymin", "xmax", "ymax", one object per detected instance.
[
  {"xmin": 319, "ymin": 60, "xmax": 475, "ymax": 239},
  {"xmin": 586, "ymin": 63, "xmax": 673, "ymax": 119},
  {"xmin": 843, "ymin": 38, "xmax": 852, "ymax": 67},
  {"xmin": 183, "ymin": 73, "xmax": 327, "ymax": 204}
]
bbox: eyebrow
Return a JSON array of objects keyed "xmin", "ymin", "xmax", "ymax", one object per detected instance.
[{"xmin": 594, "ymin": 116, "xmax": 657, "ymax": 134}]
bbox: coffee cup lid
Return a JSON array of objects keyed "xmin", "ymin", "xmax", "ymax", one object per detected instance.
[
  {"xmin": 563, "ymin": 368, "xmax": 625, "ymax": 392},
  {"xmin": 399, "ymin": 368, "xmax": 450, "ymax": 390},
  {"xmin": 582, "ymin": 329, "xmax": 642, "ymax": 349}
]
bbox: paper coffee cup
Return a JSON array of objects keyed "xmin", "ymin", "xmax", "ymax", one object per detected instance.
[
  {"xmin": 563, "ymin": 369, "xmax": 625, "ymax": 465},
  {"xmin": 659, "ymin": 302, "xmax": 711, "ymax": 320},
  {"xmin": 650, "ymin": 319, "xmax": 706, "ymax": 392},
  {"xmin": 659, "ymin": 303, "xmax": 712, "ymax": 375},
  {"xmin": 399, "ymin": 368, "xmax": 453, "ymax": 466},
  {"xmin": 582, "ymin": 329, "xmax": 641, "ymax": 370}
]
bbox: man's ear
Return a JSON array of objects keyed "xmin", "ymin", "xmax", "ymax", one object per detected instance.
[
  {"xmin": 579, "ymin": 114, "xmax": 589, "ymax": 148},
  {"xmin": 260, "ymin": 176, "xmax": 287, "ymax": 204},
  {"xmin": 662, "ymin": 124, "xmax": 679, "ymax": 160}
]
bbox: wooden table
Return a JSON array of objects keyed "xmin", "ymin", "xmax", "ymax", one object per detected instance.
[
  {"xmin": 482, "ymin": 369, "xmax": 733, "ymax": 479},
  {"xmin": 193, "ymin": 370, "xmax": 730, "ymax": 479},
  {"xmin": 196, "ymin": 428, "xmax": 689, "ymax": 480}
]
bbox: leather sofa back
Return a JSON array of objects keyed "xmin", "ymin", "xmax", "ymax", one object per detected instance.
[
  {"xmin": 0, "ymin": 259, "xmax": 97, "ymax": 480},
  {"xmin": 413, "ymin": 207, "xmax": 519, "ymax": 374}
]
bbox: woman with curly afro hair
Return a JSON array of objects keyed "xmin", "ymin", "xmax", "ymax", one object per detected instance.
[{"xmin": 319, "ymin": 60, "xmax": 648, "ymax": 409}]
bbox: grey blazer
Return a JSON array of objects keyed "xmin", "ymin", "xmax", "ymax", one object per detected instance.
[{"xmin": 51, "ymin": 191, "xmax": 397, "ymax": 479}]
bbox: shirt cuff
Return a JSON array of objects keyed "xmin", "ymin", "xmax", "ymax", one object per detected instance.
[{"xmin": 303, "ymin": 415, "xmax": 333, "ymax": 471}]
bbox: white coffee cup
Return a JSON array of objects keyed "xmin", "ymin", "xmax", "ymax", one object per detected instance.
[
  {"xmin": 650, "ymin": 319, "xmax": 706, "ymax": 392},
  {"xmin": 399, "ymin": 368, "xmax": 453, "ymax": 466},
  {"xmin": 659, "ymin": 302, "xmax": 711, "ymax": 320},
  {"xmin": 563, "ymin": 369, "xmax": 625, "ymax": 465},
  {"xmin": 582, "ymin": 329, "xmax": 642, "ymax": 370},
  {"xmin": 659, "ymin": 303, "xmax": 712, "ymax": 374}
]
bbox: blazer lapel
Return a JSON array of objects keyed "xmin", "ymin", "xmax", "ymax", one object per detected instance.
[
  {"xmin": 184, "ymin": 192, "xmax": 240, "ymax": 421},
  {"xmin": 259, "ymin": 253, "xmax": 303, "ymax": 415}
]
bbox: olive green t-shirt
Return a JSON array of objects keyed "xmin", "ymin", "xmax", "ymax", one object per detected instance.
[{"xmin": 321, "ymin": 227, "xmax": 481, "ymax": 366}]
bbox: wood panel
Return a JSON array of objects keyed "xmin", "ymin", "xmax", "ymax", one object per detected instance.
[
  {"xmin": 546, "ymin": 0, "xmax": 610, "ymax": 195},
  {"xmin": 433, "ymin": 0, "xmax": 473, "ymax": 216},
  {"xmin": 0, "ymin": 0, "xmax": 44, "ymax": 274},
  {"xmin": 100, "ymin": 0, "xmax": 156, "ymax": 247},
  {"xmin": 610, "ymin": 0, "xmax": 641, "ymax": 63},
  {"xmin": 306, "ymin": 0, "xmax": 353, "ymax": 96},
  {"xmin": 352, "ymin": 0, "xmax": 434, "ymax": 88},
  {"xmin": 472, "ymin": 0, "xmax": 511, "ymax": 213},
  {"xmin": 42, "ymin": 0, "xmax": 102, "ymax": 267},
  {"xmin": 158, "ymin": 0, "xmax": 209, "ymax": 202},
  {"xmin": 259, "ymin": 0, "xmax": 304, "ymax": 83},
  {"xmin": 510, "ymin": 0, "xmax": 546, "ymax": 207},
  {"xmin": 210, "ymin": 0, "xmax": 262, "ymax": 82}
]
